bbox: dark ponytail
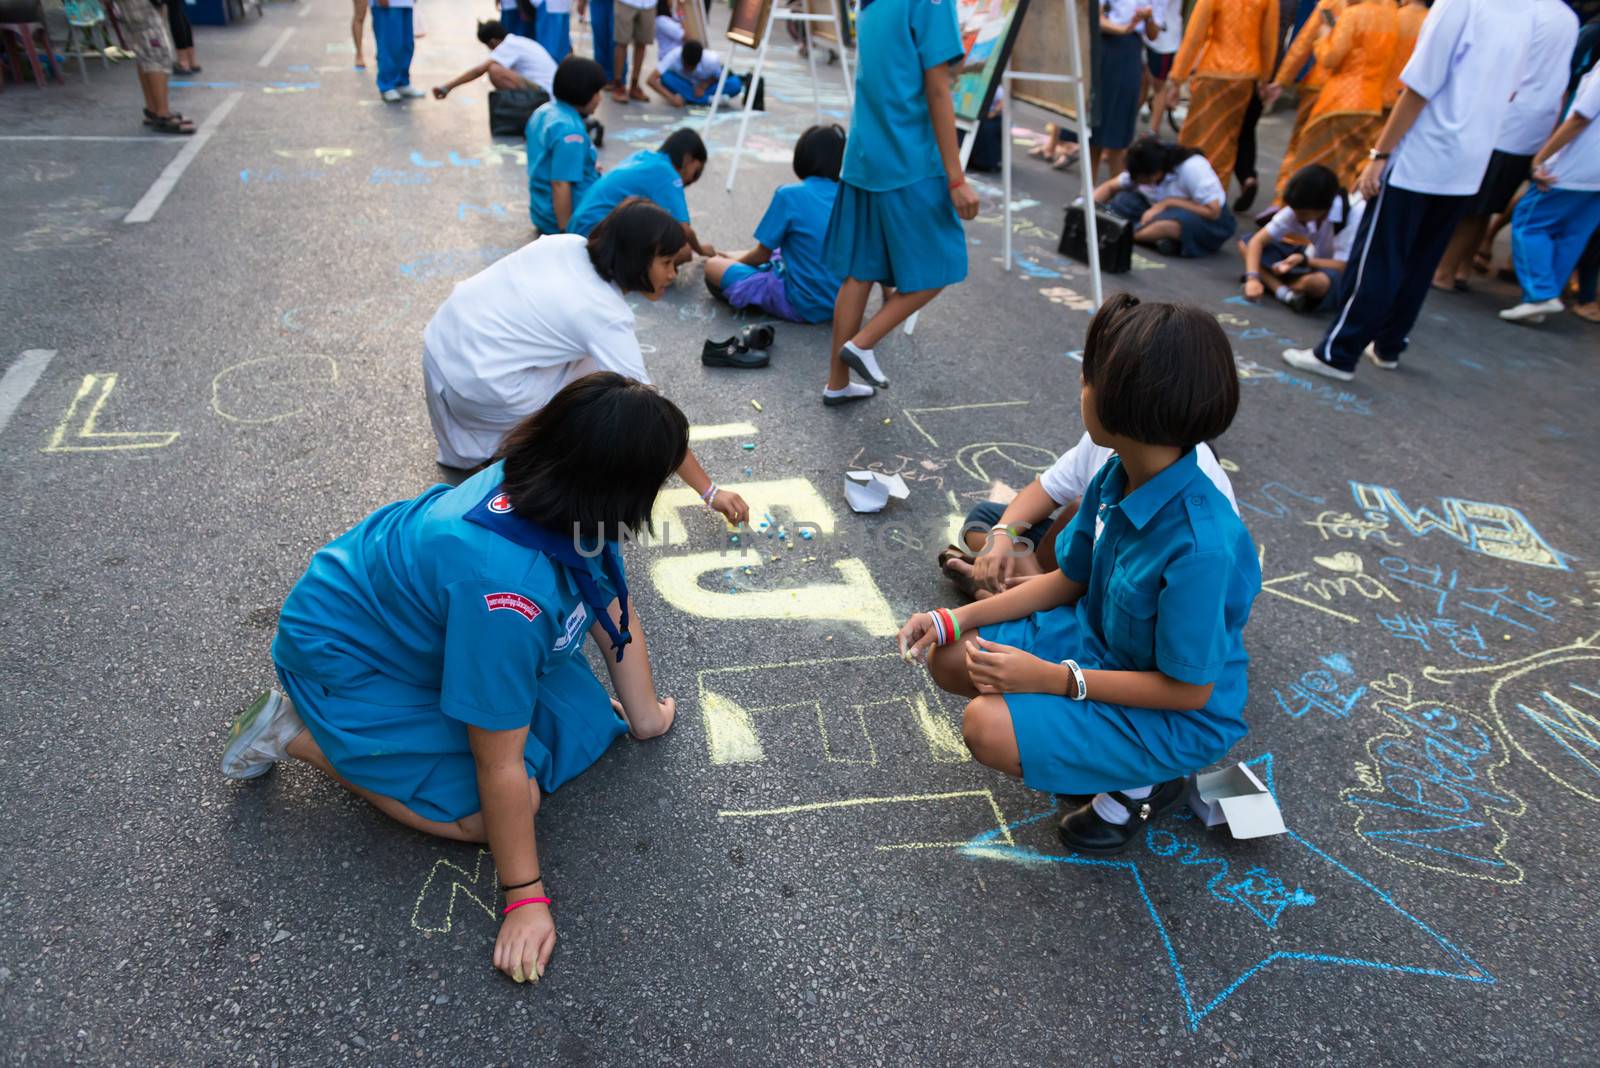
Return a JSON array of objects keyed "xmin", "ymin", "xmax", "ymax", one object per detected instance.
[{"xmin": 1126, "ymin": 136, "xmax": 1200, "ymax": 180}]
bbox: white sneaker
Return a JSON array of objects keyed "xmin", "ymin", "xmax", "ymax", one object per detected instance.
[
  {"xmin": 1281, "ymin": 347, "xmax": 1354, "ymax": 382},
  {"xmin": 398, "ymin": 85, "xmax": 426, "ymax": 98},
  {"xmin": 381, "ymin": 88, "xmax": 403, "ymax": 103},
  {"xmin": 1363, "ymin": 343, "xmax": 1399, "ymax": 370},
  {"xmin": 1499, "ymin": 298, "xmax": 1563, "ymax": 324},
  {"xmin": 221, "ymin": 689, "xmax": 304, "ymax": 780}
]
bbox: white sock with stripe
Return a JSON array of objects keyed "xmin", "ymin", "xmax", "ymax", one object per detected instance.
[{"xmin": 1092, "ymin": 784, "xmax": 1154, "ymax": 825}]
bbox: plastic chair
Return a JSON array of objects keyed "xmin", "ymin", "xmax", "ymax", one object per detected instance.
[
  {"xmin": 0, "ymin": 18, "xmax": 58, "ymax": 87},
  {"xmin": 63, "ymin": 0, "xmax": 116, "ymax": 81}
]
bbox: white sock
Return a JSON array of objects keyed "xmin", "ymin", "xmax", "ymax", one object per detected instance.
[
  {"xmin": 1274, "ymin": 285, "xmax": 1296, "ymax": 304},
  {"xmin": 842, "ymin": 341, "xmax": 887, "ymax": 385},
  {"xmin": 823, "ymin": 382, "xmax": 876, "ymax": 399},
  {"xmin": 1091, "ymin": 784, "xmax": 1154, "ymax": 826}
]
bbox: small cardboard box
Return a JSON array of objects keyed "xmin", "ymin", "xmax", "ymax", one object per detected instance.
[{"xmin": 1187, "ymin": 763, "xmax": 1285, "ymax": 839}]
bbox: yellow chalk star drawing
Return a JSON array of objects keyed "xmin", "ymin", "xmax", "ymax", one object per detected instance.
[{"xmin": 43, "ymin": 373, "xmax": 179, "ymax": 452}]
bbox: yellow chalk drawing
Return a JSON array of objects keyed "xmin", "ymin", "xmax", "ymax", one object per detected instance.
[
  {"xmin": 653, "ymin": 554, "xmax": 898, "ymax": 635},
  {"xmin": 955, "ymin": 442, "xmax": 1058, "ymax": 484},
  {"xmin": 1426, "ymin": 631, "xmax": 1600, "ymax": 805},
  {"xmin": 697, "ymin": 654, "xmax": 968, "ymax": 766},
  {"xmin": 689, "ymin": 421, "xmax": 758, "ymax": 442},
  {"xmin": 43, "ymin": 373, "xmax": 179, "ymax": 452},
  {"xmin": 644, "ymin": 478, "xmax": 832, "ymax": 547},
  {"xmin": 901, "ymin": 400, "xmax": 1029, "ymax": 448},
  {"xmin": 720, "ymin": 789, "xmax": 1014, "ymax": 851},
  {"xmin": 1304, "ymin": 510, "xmax": 1398, "ymax": 545},
  {"xmin": 1040, "ymin": 285, "xmax": 1095, "ymax": 312},
  {"xmin": 1350, "ymin": 482, "xmax": 1566, "ymax": 571},
  {"xmin": 272, "ymin": 147, "xmax": 355, "ymax": 165},
  {"xmin": 1130, "ymin": 253, "xmax": 1167, "ymax": 271},
  {"xmin": 1215, "ymin": 312, "xmax": 1249, "ymax": 326},
  {"xmin": 210, "ymin": 354, "xmax": 339, "ymax": 424},
  {"xmin": 410, "ymin": 848, "xmax": 496, "ymax": 934},
  {"xmin": 1299, "ymin": 552, "xmax": 1399, "ymax": 605},
  {"xmin": 1258, "ymin": 545, "xmax": 1360, "ymax": 624}
]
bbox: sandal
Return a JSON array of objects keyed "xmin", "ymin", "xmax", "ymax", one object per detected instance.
[
  {"xmin": 739, "ymin": 324, "xmax": 775, "ymax": 350},
  {"xmin": 147, "ymin": 112, "xmax": 196, "ymax": 134},
  {"xmin": 936, "ymin": 546, "xmax": 980, "ymax": 600}
]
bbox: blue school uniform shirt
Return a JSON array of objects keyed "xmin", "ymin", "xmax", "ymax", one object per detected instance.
[
  {"xmin": 525, "ymin": 100, "xmax": 599, "ymax": 233},
  {"xmin": 753, "ymin": 177, "xmax": 844, "ymax": 321},
  {"xmin": 271, "ymin": 463, "xmax": 621, "ymax": 733},
  {"xmin": 567, "ymin": 149, "xmax": 691, "ymax": 236},
  {"xmin": 842, "ymin": 0, "xmax": 964, "ymax": 192},
  {"xmin": 1058, "ymin": 449, "xmax": 1261, "ymax": 747}
]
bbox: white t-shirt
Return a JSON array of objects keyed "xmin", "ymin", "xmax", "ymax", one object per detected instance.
[
  {"xmin": 421, "ymin": 235, "xmax": 650, "ymax": 415},
  {"xmin": 1119, "ymin": 154, "xmax": 1226, "ymax": 208},
  {"xmin": 661, "ymin": 46, "xmax": 723, "ymax": 81},
  {"xmin": 1494, "ymin": 0, "xmax": 1579, "ymax": 156},
  {"xmin": 1101, "ymin": 0, "xmax": 1143, "ymax": 23},
  {"xmin": 656, "ymin": 14, "xmax": 685, "ymax": 54},
  {"xmin": 544, "ymin": 0, "xmax": 571, "ymax": 14},
  {"xmin": 1548, "ymin": 67, "xmax": 1600, "ymax": 193},
  {"xmin": 1039, "ymin": 433, "xmax": 1238, "ymax": 513},
  {"xmin": 489, "ymin": 34, "xmax": 557, "ymax": 93},
  {"xmin": 1264, "ymin": 193, "xmax": 1368, "ymax": 263},
  {"xmin": 618, "ymin": 0, "xmax": 655, "ymax": 9},
  {"xmin": 1389, "ymin": 0, "xmax": 1533, "ymax": 196},
  {"xmin": 1147, "ymin": 0, "xmax": 1183, "ymax": 55}
]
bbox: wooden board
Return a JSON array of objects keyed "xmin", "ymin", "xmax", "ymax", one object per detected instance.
[
  {"xmin": 727, "ymin": 0, "xmax": 776, "ymax": 48},
  {"xmin": 1007, "ymin": 0, "xmax": 1095, "ymax": 120}
]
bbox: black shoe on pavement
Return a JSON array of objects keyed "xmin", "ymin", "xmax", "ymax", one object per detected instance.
[
  {"xmin": 1056, "ymin": 778, "xmax": 1186, "ymax": 855},
  {"xmin": 702, "ymin": 337, "xmax": 769, "ymax": 369},
  {"xmin": 1154, "ymin": 238, "xmax": 1181, "ymax": 257}
]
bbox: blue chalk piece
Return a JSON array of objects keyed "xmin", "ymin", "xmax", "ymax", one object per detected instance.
[
  {"xmin": 729, "ymin": 535, "xmax": 740, "ymax": 544},
  {"xmin": 742, "ymin": 443, "xmax": 756, "ymax": 451},
  {"xmin": 799, "ymin": 529, "xmax": 814, "ymax": 541},
  {"xmin": 743, "ymin": 467, "xmax": 753, "ymax": 476}
]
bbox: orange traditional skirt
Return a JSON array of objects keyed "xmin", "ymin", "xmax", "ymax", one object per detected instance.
[
  {"xmin": 1281, "ymin": 111, "xmax": 1382, "ymax": 193},
  {"xmin": 1274, "ymin": 89, "xmax": 1321, "ymax": 200},
  {"xmin": 1178, "ymin": 77, "xmax": 1257, "ymax": 185}
]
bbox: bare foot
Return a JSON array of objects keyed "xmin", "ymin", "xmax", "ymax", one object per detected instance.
[{"xmin": 1572, "ymin": 301, "xmax": 1600, "ymax": 323}]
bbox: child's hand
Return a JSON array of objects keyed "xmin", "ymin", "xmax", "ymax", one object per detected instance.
[
  {"xmin": 622, "ymin": 696, "xmax": 676, "ymax": 740},
  {"xmin": 897, "ymin": 613, "xmax": 939, "ymax": 662},
  {"xmin": 709, "ymin": 489, "xmax": 750, "ymax": 526},
  {"xmin": 1243, "ymin": 277, "xmax": 1264, "ymax": 301},
  {"xmin": 965, "ymin": 637, "xmax": 1058, "ymax": 695},
  {"xmin": 951, "ymin": 181, "xmax": 980, "ymax": 221},
  {"xmin": 431, "ymin": 85, "xmax": 449, "ymax": 100},
  {"xmin": 494, "ymin": 901, "xmax": 555, "ymax": 985},
  {"xmin": 971, "ymin": 533, "xmax": 1017, "ymax": 592},
  {"xmin": 1272, "ymin": 253, "xmax": 1302, "ymax": 276}
]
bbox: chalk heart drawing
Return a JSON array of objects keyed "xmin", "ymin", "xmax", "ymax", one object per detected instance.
[
  {"xmin": 211, "ymin": 355, "xmax": 339, "ymax": 424},
  {"xmin": 1426, "ymin": 630, "xmax": 1600, "ymax": 805},
  {"xmin": 1313, "ymin": 551, "xmax": 1364, "ymax": 574},
  {"xmin": 1341, "ymin": 674, "xmax": 1527, "ymax": 885},
  {"xmin": 964, "ymin": 754, "xmax": 1493, "ymax": 1031}
]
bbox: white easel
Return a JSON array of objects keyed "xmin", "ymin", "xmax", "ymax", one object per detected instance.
[{"xmin": 706, "ymin": 0, "xmax": 856, "ymax": 192}]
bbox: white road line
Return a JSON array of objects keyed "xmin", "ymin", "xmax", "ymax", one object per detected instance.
[
  {"xmin": 0, "ymin": 350, "xmax": 57, "ymax": 439},
  {"xmin": 0, "ymin": 135, "xmax": 173, "ymax": 142},
  {"xmin": 257, "ymin": 26, "xmax": 296, "ymax": 67},
  {"xmin": 123, "ymin": 92, "xmax": 244, "ymax": 224}
]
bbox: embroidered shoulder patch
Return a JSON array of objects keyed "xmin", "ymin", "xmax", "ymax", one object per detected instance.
[
  {"xmin": 563, "ymin": 133, "xmax": 587, "ymax": 143},
  {"xmin": 484, "ymin": 592, "xmax": 542, "ymax": 621}
]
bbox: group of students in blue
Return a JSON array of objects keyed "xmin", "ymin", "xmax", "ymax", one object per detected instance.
[{"xmin": 221, "ymin": 0, "xmax": 1265, "ymax": 986}]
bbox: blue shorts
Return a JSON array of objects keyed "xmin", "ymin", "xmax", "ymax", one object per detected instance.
[
  {"xmin": 278, "ymin": 654, "xmax": 627, "ymax": 824},
  {"xmin": 719, "ymin": 257, "xmax": 805, "ymax": 322},
  {"xmin": 979, "ymin": 605, "xmax": 1241, "ymax": 795},
  {"xmin": 823, "ymin": 174, "xmax": 968, "ymax": 293}
]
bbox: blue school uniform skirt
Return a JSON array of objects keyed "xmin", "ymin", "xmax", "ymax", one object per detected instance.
[
  {"xmin": 535, "ymin": 8, "xmax": 572, "ymax": 61},
  {"xmin": 277, "ymin": 654, "xmax": 625, "ymax": 824},
  {"xmin": 823, "ymin": 174, "xmax": 968, "ymax": 293},
  {"xmin": 1260, "ymin": 240, "xmax": 1342, "ymax": 309},
  {"xmin": 1091, "ymin": 32, "xmax": 1142, "ymax": 151},
  {"xmin": 979, "ymin": 605, "xmax": 1241, "ymax": 795},
  {"xmin": 1107, "ymin": 189, "xmax": 1236, "ymax": 257}
]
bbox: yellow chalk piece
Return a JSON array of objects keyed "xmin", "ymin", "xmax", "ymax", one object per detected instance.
[
  {"xmin": 43, "ymin": 373, "xmax": 179, "ymax": 453},
  {"xmin": 883, "ymin": 418, "xmax": 891, "ymax": 425},
  {"xmin": 642, "ymin": 478, "xmax": 836, "ymax": 548},
  {"xmin": 751, "ymin": 400, "xmax": 763, "ymax": 411}
]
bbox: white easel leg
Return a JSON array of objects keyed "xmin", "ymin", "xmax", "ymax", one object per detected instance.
[
  {"xmin": 804, "ymin": 17, "xmax": 820, "ymax": 122},
  {"xmin": 1064, "ymin": 0, "xmax": 1101, "ymax": 308},
  {"xmin": 703, "ymin": 48, "xmax": 736, "ymax": 133},
  {"xmin": 725, "ymin": 15, "xmax": 778, "ymax": 192},
  {"xmin": 1003, "ymin": 79, "xmax": 1014, "ymax": 272}
]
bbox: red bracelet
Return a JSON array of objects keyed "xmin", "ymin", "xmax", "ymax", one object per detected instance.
[
  {"xmin": 948, "ymin": 174, "xmax": 966, "ymax": 190},
  {"xmin": 503, "ymin": 896, "xmax": 551, "ymax": 915}
]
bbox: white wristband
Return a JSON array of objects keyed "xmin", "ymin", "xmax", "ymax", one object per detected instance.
[
  {"xmin": 701, "ymin": 483, "xmax": 718, "ymax": 505},
  {"xmin": 1061, "ymin": 659, "xmax": 1087, "ymax": 701}
]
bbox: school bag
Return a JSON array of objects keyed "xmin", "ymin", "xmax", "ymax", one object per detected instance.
[
  {"xmin": 488, "ymin": 88, "xmax": 550, "ymax": 138},
  {"xmin": 1059, "ymin": 204, "xmax": 1133, "ymax": 274}
]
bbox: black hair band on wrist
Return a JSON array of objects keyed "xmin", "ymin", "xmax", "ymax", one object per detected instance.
[{"xmin": 500, "ymin": 874, "xmax": 542, "ymax": 892}]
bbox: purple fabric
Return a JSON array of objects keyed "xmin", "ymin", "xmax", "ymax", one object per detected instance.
[{"xmin": 722, "ymin": 261, "xmax": 803, "ymax": 322}]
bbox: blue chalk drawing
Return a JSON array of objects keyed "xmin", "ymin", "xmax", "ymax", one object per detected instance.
[
  {"xmin": 457, "ymin": 202, "xmax": 510, "ymax": 221},
  {"xmin": 447, "ymin": 151, "xmax": 480, "ymax": 168},
  {"xmin": 410, "ymin": 151, "xmax": 445, "ymax": 168},
  {"xmin": 1009, "ymin": 254, "xmax": 1061, "ymax": 279},
  {"xmin": 1223, "ymin": 295, "xmax": 1254, "ymax": 306},
  {"xmin": 1350, "ymin": 482, "xmax": 1568, "ymax": 571},
  {"xmin": 1146, "ymin": 826, "xmax": 1316, "ymax": 928},
  {"xmin": 1321, "ymin": 652, "xmax": 1353, "ymax": 674},
  {"xmin": 961, "ymin": 754, "xmax": 1493, "ymax": 1031},
  {"xmin": 1236, "ymin": 481, "xmax": 1326, "ymax": 520}
]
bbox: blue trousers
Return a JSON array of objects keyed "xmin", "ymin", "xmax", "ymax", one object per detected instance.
[
  {"xmin": 534, "ymin": 9, "xmax": 572, "ymax": 61},
  {"xmin": 661, "ymin": 69, "xmax": 742, "ymax": 105},
  {"xmin": 1314, "ymin": 178, "xmax": 1471, "ymax": 371},
  {"xmin": 1510, "ymin": 186, "xmax": 1600, "ymax": 303},
  {"xmin": 371, "ymin": 6, "xmax": 414, "ymax": 93},
  {"xmin": 590, "ymin": 0, "xmax": 617, "ymax": 81}
]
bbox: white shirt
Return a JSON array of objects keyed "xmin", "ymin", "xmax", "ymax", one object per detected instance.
[
  {"xmin": 543, "ymin": 0, "xmax": 571, "ymax": 14},
  {"xmin": 1147, "ymin": 0, "xmax": 1183, "ymax": 55},
  {"xmin": 1389, "ymin": 0, "xmax": 1534, "ymax": 196},
  {"xmin": 1119, "ymin": 154, "xmax": 1226, "ymax": 208},
  {"xmin": 661, "ymin": 46, "xmax": 723, "ymax": 81},
  {"xmin": 1493, "ymin": 0, "xmax": 1580, "ymax": 156},
  {"xmin": 617, "ymin": 0, "xmax": 655, "ymax": 9},
  {"xmin": 1039, "ymin": 433, "xmax": 1238, "ymax": 513},
  {"xmin": 489, "ymin": 34, "xmax": 557, "ymax": 93},
  {"xmin": 1547, "ymin": 67, "xmax": 1600, "ymax": 192},
  {"xmin": 421, "ymin": 235, "xmax": 650, "ymax": 416},
  {"xmin": 1264, "ymin": 193, "xmax": 1368, "ymax": 263},
  {"xmin": 655, "ymin": 14, "xmax": 685, "ymax": 55},
  {"xmin": 1101, "ymin": 0, "xmax": 1144, "ymax": 25}
]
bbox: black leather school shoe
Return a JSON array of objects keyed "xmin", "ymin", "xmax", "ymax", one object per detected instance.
[
  {"xmin": 701, "ymin": 337, "xmax": 770, "ymax": 369},
  {"xmin": 740, "ymin": 324, "xmax": 775, "ymax": 350},
  {"xmin": 1056, "ymin": 778, "xmax": 1186, "ymax": 855}
]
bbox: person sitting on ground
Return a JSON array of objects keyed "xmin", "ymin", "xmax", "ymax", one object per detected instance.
[
  {"xmin": 938, "ymin": 431, "xmax": 1236, "ymax": 600},
  {"xmin": 900, "ymin": 294, "xmax": 1261, "ymax": 855},
  {"xmin": 567, "ymin": 129, "xmax": 716, "ymax": 263},
  {"xmin": 649, "ymin": 40, "xmax": 743, "ymax": 106},
  {"xmin": 220, "ymin": 373, "xmax": 687, "ymax": 987},
  {"xmin": 434, "ymin": 19, "xmax": 559, "ymax": 98},
  {"xmin": 1093, "ymin": 136, "xmax": 1236, "ymax": 256},
  {"xmin": 1238, "ymin": 163, "xmax": 1366, "ymax": 313},
  {"xmin": 526, "ymin": 56, "xmax": 607, "ymax": 233},
  {"xmin": 704, "ymin": 124, "xmax": 848, "ymax": 324}
]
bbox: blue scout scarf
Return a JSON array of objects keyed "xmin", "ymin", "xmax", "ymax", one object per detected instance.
[{"xmin": 463, "ymin": 485, "xmax": 633, "ymax": 661}]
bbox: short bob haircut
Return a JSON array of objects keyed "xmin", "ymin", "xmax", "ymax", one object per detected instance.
[
  {"xmin": 553, "ymin": 55, "xmax": 608, "ymax": 109},
  {"xmin": 681, "ymin": 39, "xmax": 705, "ymax": 70},
  {"xmin": 1282, "ymin": 163, "xmax": 1342, "ymax": 214},
  {"xmin": 587, "ymin": 197, "xmax": 688, "ymax": 292},
  {"xmin": 496, "ymin": 372, "xmax": 689, "ymax": 538},
  {"xmin": 793, "ymin": 123, "xmax": 845, "ymax": 181},
  {"xmin": 661, "ymin": 127, "xmax": 708, "ymax": 169},
  {"xmin": 476, "ymin": 19, "xmax": 506, "ymax": 46},
  {"xmin": 1081, "ymin": 292, "xmax": 1238, "ymax": 449}
]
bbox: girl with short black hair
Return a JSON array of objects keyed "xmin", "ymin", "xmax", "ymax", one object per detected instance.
[
  {"xmin": 1093, "ymin": 136, "xmax": 1236, "ymax": 256},
  {"xmin": 527, "ymin": 56, "xmax": 609, "ymax": 232},
  {"xmin": 1238, "ymin": 163, "xmax": 1366, "ymax": 312},
  {"xmin": 222, "ymin": 373, "xmax": 688, "ymax": 984}
]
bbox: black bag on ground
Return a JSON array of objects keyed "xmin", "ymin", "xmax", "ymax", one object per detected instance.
[
  {"xmin": 489, "ymin": 88, "xmax": 549, "ymax": 137},
  {"xmin": 1058, "ymin": 204, "xmax": 1134, "ymax": 274}
]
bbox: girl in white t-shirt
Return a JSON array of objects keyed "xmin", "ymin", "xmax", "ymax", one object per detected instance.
[
  {"xmin": 1238, "ymin": 163, "xmax": 1366, "ymax": 313},
  {"xmin": 1091, "ymin": 137, "xmax": 1236, "ymax": 256}
]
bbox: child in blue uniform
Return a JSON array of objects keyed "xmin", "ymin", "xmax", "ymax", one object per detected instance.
[
  {"xmin": 221, "ymin": 374, "xmax": 687, "ymax": 985},
  {"xmin": 526, "ymin": 56, "xmax": 607, "ymax": 233},
  {"xmin": 704, "ymin": 124, "xmax": 847, "ymax": 323},
  {"xmin": 820, "ymin": 0, "xmax": 980, "ymax": 406},
  {"xmin": 567, "ymin": 129, "xmax": 715, "ymax": 261},
  {"xmin": 900, "ymin": 294, "xmax": 1261, "ymax": 854},
  {"xmin": 533, "ymin": 0, "xmax": 572, "ymax": 61}
]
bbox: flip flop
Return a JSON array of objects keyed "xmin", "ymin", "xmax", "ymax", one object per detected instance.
[{"xmin": 937, "ymin": 547, "xmax": 980, "ymax": 600}]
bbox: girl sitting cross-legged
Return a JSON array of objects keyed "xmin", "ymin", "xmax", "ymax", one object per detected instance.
[
  {"xmin": 898, "ymin": 294, "xmax": 1261, "ymax": 854},
  {"xmin": 1093, "ymin": 136, "xmax": 1236, "ymax": 257}
]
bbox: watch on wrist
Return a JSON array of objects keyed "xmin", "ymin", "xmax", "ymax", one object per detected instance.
[{"xmin": 1367, "ymin": 148, "xmax": 1390, "ymax": 161}]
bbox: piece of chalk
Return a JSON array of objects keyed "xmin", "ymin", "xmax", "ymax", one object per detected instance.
[
  {"xmin": 742, "ymin": 443, "xmax": 756, "ymax": 450},
  {"xmin": 751, "ymin": 400, "xmax": 763, "ymax": 411}
]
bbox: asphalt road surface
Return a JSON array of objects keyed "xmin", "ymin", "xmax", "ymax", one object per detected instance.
[{"xmin": 3, "ymin": 3, "xmax": 1598, "ymax": 1065}]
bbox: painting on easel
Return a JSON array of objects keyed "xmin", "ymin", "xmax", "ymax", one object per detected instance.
[{"xmin": 952, "ymin": 0, "xmax": 1032, "ymax": 125}]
